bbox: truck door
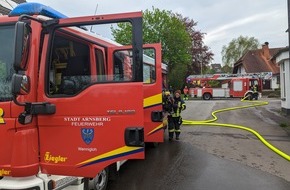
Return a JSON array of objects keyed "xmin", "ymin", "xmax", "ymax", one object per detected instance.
[
  {"xmin": 109, "ymin": 44, "xmax": 164, "ymax": 144},
  {"xmin": 142, "ymin": 44, "xmax": 163, "ymax": 143},
  {"xmin": 35, "ymin": 13, "xmax": 145, "ymax": 178}
]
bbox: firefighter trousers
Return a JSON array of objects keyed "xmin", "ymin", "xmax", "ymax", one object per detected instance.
[{"xmin": 168, "ymin": 116, "xmax": 181, "ymax": 139}]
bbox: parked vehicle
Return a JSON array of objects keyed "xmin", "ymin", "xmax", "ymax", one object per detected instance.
[
  {"xmin": 186, "ymin": 73, "xmax": 270, "ymax": 100},
  {"xmin": 0, "ymin": 2, "xmax": 164, "ymax": 190}
]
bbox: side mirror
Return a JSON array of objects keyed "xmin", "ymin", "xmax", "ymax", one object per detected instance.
[
  {"xmin": 12, "ymin": 73, "xmax": 30, "ymax": 95},
  {"xmin": 13, "ymin": 22, "xmax": 31, "ymax": 71}
]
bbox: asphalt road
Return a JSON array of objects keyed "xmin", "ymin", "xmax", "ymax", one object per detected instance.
[{"xmin": 107, "ymin": 98, "xmax": 290, "ymax": 190}]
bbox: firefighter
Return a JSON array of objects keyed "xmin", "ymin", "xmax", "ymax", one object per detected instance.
[
  {"xmin": 183, "ymin": 86, "xmax": 189, "ymax": 100},
  {"xmin": 162, "ymin": 91, "xmax": 173, "ymax": 111},
  {"xmin": 253, "ymin": 84, "xmax": 258, "ymax": 100},
  {"xmin": 162, "ymin": 91, "xmax": 173, "ymax": 130},
  {"xmin": 168, "ymin": 90, "xmax": 186, "ymax": 141}
]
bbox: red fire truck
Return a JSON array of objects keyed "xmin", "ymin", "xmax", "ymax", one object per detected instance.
[
  {"xmin": 0, "ymin": 2, "xmax": 164, "ymax": 190},
  {"xmin": 186, "ymin": 73, "xmax": 270, "ymax": 100}
]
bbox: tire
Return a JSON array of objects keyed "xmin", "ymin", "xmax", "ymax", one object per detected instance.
[
  {"xmin": 245, "ymin": 92, "xmax": 253, "ymax": 100},
  {"xmin": 203, "ymin": 93, "xmax": 211, "ymax": 100},
  {"xmin": 254, "ymin": 93, "xmax": 258, "ymax": 100},
  {"xmin": 89, "ymin": 167, "xmax": 109, "ymax": 190}
]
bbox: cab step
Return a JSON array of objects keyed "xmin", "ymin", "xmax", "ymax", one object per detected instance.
[{"xmin": 54, "ymin": 176, "xmax": 78, "ymax": 190}]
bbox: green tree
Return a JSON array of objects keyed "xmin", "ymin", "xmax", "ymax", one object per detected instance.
[
  {"xmin": 111, "ymin": 8, "xmax": 212, "ymax": 90},
  {"xmin": 180, "ymin": 16, "xmax": 213, "ymax": 76},
  {"xmin": 221, "ymin": 35, "xmax": 260, "ymax": 67}
]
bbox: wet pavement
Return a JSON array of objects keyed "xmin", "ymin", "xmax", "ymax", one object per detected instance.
[{"xmin": 107, "ymin": 98, "xmax": 290, "ymax": 190}]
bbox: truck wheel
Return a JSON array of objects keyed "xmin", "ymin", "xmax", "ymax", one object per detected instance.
[
  {"xmin": 203, "ymin": 93, "xmax": 211, "ymax": 100},
  {"xmin": 245, "ymin": 92, "xmax": 253, "ymax": 100},
  {"xmin": 89, "ymin": 167, "xmax": 109, "ymax": 190}
]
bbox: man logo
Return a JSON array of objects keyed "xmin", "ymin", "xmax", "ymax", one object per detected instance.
[{"xmin": 81, "ymin": 128, "xmax": 94, "ymax": 145}]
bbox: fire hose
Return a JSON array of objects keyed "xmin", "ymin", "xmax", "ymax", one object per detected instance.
[{"xmin": 182, "ymin": 97, "xmax": 290, "ymax": 161}]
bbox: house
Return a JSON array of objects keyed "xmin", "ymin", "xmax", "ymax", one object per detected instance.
[
  {"xmin": 210, "ymin": 63, "xmax": 222, "ymax": 73},
  {"xmin": 232, "ymin": 42, "xmax": 283, "ymax": 90},
  {"xmin": 272, "ymin": 48, "xmax": 290, "ymax": 115},
  {"xmin": 0, "ymin": 0, "xmax": 26, "ymax": 15}
]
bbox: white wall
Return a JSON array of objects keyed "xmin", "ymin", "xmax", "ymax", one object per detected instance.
[
  {"xmin": 236, "ymin": 66, "xmax": 246, "ymax": 74},
  {"xmin": 276, "ymin": 51, "xmax": 290, "ymax": 115},
  {"xmin": 271, "ymin": 76, "xmax": 279, "ymax": 90}
]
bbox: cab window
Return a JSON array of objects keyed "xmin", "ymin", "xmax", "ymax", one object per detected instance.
[
  {"xmin": 95, "ymin": 48, "xmax": 106, "ymax": 82},
  {"xmin": 48, "ymin": 31, "xmax": 91, "ymax": 95},
  {"xmin": 47, "ymin": 21, "xmax": 139, "ymax": 95},
  {"xmin": 143, "ymin": 48, "xmax": 156, "ymax": 84},
  {"xmin": 113, "ymin": 50, "xmax": 132, "ymax": 81},
  {"xmin": 0, "ymin": 25, "xmax": 15, "ymax": 101}
]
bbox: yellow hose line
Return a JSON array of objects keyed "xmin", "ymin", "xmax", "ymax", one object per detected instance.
[
  {"xmin": 182, "ymin": 98, "xmax": 290, "ymax": 161},
  {"xmin": 183, "ymin": 98, "xmax": 268, "ymax": 124}
]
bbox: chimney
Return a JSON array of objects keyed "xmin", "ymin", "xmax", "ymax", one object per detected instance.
[{"xmin": 262, "ymin": 42, "xmax": 271, "ymax": 60}]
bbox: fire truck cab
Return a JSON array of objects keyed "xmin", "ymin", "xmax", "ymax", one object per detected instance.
[{"xmin": 0, "ymin": 3, "xmax": 163, "ymax": 190}]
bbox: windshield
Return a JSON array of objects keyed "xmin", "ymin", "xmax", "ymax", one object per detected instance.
[{"xmin": 0, "ymin": 25, "xmax": 15, "ymax": 101}]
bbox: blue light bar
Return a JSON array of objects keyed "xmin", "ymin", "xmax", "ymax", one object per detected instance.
[{"xmin": 9, "ymin": 2, "xmax": 67, "ymax": 19}]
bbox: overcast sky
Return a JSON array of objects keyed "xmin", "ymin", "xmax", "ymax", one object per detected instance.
[{"xmin": 24, "ymin": 0, "xmax": 288, "ymax": 64}]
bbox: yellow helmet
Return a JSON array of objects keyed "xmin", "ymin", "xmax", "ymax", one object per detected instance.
[{"xmin": 165, "ymin": 91, "xmax": 170, "ymax": 95}]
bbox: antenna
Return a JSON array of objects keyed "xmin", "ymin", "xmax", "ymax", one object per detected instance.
[
  {"xmin": 90, "ymin": 4, "xmax": 98, "ymax": 32},
  {"xmin": 94, "ymin": 4, "xmax": 99, "ymax": 15}
]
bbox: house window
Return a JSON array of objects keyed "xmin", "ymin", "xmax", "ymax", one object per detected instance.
[
  {"xmin": 276, "ymin": 75, "xmax": 280, "ymax": 85},
  {"xmin": 282, "ymin": 62, "xmax": 286, "ymax": 98}
]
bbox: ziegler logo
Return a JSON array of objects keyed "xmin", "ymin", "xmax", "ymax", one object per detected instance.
[
  {"xmin": 0, "ymin": 108, "xmax": 4, "ymax": 124},
  {"xmin": 0, "ymin": 169, "xmax": 11, "ymax": 176},
  {"xmin": 44, "ymin": 152, "xmax": 68, "ymax": 163}
]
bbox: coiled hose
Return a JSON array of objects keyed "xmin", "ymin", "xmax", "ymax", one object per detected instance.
[{"xmin": 182, "ymin": 97, "xmax": 290, "ymax": 161}]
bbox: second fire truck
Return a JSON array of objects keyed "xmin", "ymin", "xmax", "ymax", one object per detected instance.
[{"xmin": 186, "ymin": 73, "xmax": 271, "ymax": 100}]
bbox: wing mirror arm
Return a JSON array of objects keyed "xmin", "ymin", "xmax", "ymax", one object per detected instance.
[
  {"xmin": 17, "ymin": 102, "xmax": 56, "ymax": 125},
  {"xmin": 11, "ymin": 73, "xmax": 56, "ymax": 125}
]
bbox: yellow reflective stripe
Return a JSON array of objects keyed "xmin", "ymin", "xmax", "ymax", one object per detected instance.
[
  {"xmin": 182, "ymin": 102, "xmax": 186, "ymax": 110},
  {"xmin": 147, "ymin": 124, "xmax": 163, "ymax": 135},
  {"xmin": 77, "ymin": 146, "xmax": 142, "ymax": 166},
  {"xmin": 144, "ymin": 93, "xmax": 162, "ymax": 108},
  {"xmin": 172, "ymin": 113, "xmax": 180, "ymax": 117},
  {"xmin": 0, "ymin": 108, "xmax": 4, "ymax": 124}
]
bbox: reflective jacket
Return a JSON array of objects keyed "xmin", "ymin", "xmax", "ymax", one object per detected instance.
[
  {"xmin": 171, "ymin": 97, "xmax": 186, "ymax": 117},
  {"xmin": 253, "ymin": 85, "xmax": 258, "ymax": 93}
]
